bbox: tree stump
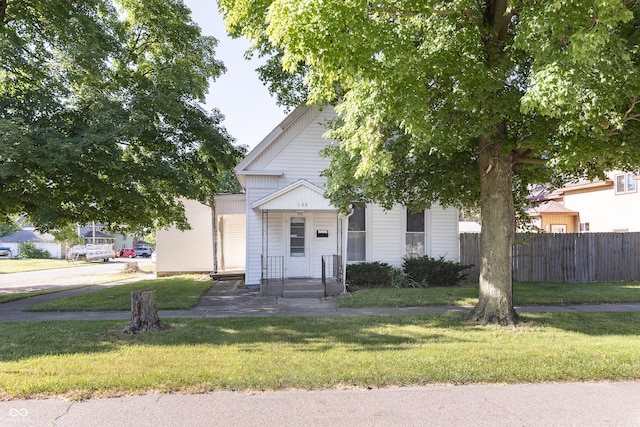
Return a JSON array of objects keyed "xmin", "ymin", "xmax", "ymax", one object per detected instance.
[
  {"xmin": 124, "ymin": 261, "xmax": 141, "ymax": 273},
  {"xmin": 123, "ymin": 290, "xmax": 166, "ymax": 333}
]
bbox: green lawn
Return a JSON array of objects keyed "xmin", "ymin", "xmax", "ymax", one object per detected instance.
[
  {"xmin": 0, "ymin": 312, "xmax": 638, "ymax": 400},
  {"xmin": 339, "ymin": 282, "xmax": 640, "ymax": 308},
  {"xmin": 0, "ymin": 259, "xmax": 93, "ymax": 274},
  {"xmin": 26, "ymin": 275, "xmax": 213, "ymax": 311}
]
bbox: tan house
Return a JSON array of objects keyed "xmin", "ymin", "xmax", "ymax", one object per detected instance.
[{"xmin": 528, "ymin": 171, "xmax": 640, "ymax": 232}]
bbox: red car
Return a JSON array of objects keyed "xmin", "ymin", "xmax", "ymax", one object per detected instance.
[{"xmin": 116, "ymin": 248, "xmax": 137, "ymax": 258}]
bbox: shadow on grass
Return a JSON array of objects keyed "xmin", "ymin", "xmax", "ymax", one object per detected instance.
[
  {"xmin": 521, "ymin": 312, "xmax": 640, "ymax": 336},
  {"xmin": 0, "ymin": 313, "xmax": 479, "ymax": 362},
  {"xmin": 3, "ymin": 311, "xmax": 639, "ymax": 363}
]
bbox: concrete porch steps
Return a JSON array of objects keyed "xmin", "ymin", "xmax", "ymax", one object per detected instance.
[{"xmin": 283, "ymin": 282, "xmax": 325, "ymax": 298}]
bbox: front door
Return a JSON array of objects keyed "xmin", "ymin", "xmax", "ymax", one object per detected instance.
[{"xmin": 287, "ymin": 216, "xmax": 310, "ymax": 277}]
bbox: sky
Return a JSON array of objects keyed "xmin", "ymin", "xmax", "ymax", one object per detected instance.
[{"xmin": 182, "ymin": 0, "xmax": 288, "ymax": 150}]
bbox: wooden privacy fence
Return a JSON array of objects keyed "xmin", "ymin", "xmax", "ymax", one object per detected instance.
[{"xmin": 460, "ymin": 232, "xmax": 640, "ymax": 283}]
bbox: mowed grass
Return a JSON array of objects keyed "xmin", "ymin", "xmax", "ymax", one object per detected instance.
[
  {"xmin": 26, "ymin": 275, "xmax": 213, "ymax": 311},
  {"xmin": 0, "ymin": 259, "xmax": 92, "ymax": 274},
  {"xmin": 339, "ymin": 282, "xmax": 640, "ymax": 308},
  {"xmin": 0, "ymin": 312, "xmax": 638, "ymax": 400}
]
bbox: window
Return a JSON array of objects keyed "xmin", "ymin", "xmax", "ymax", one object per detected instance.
[
  {"xmin": 347, "ymin": 205, "xmax": 366, "ymax": 261},
  {"xmin": 615, "ymin": 173, "xmax": 637, "ymax": 194},
  {"xmin": 406, "ymin": 210, "xmax": 425, "ymax": 258},
  {"xmin": 290, "ymin": 218, "xmax": 305, "ymax": 257},
  {"xmin": 550, "ymin": 224, "xmax": 567, "ymax": 233},
  {"xmin": 578, "ymin": 222, "xmax": 590, "ymax": 233}
]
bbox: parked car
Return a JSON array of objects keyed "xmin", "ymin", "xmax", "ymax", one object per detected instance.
[
  {"xmin": 133, "ymin": 247, "xmax": 153, "ymax": 258},
  {"xmin": 0, "ymin": 246, "xmax": 11, "ymax": 257},
  {"xmin": 116, "ymin": 248, "xmax": 136, "ymax": 258}
]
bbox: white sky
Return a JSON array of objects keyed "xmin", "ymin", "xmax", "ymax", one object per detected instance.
[{"xmin": 183, "ymin": 0, "xmax": 288, "ymax": 150}]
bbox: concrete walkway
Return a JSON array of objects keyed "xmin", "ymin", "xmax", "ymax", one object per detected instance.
[{"xmin": 2, "ymin": 278, "xmax": 640, "ymax": 322}]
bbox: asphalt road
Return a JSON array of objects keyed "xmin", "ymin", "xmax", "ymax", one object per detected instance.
[
  {"xmin": 0, "ymin": 258, "xmax": 154, "ymax": 292},
  {"xmin": 1, "ymin": 382, "xmax": 639, "ymax": 426}
]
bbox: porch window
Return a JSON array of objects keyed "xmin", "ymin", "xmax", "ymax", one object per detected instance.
[
  {"xmin": 406, "ymin": 210, "xmax": 425, "ymax": 258},
  {"xmin": 290, "ymin": 217, "xmax": 305, "ymax": 257},
  {"xmin": 347, "ymin": 205, "xmax": 366, "ymax": 261}
]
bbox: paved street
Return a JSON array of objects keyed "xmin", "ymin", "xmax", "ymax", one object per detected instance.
[
  {"xmin": 0, "ymin": 258, "xmax": 155, "ymax": 293},
  {"xmin": 1, "ymin": 382, "xmax": 639, "ymax": 426}
]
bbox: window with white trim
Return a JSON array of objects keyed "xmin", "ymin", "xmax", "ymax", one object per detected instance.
[
  {"xmin": 615, "ymin": 173, "xmax": 637, "ymax": 194},
  {"xmin": 347, "ymin": 205, "xmax": 366, "ymax": 261},
  {"xmin": 578, "ymin": 222, "xmax": 590, "ymax": 232},
  {"xmin": 406, "ymin": 210, "xmax": 425, "ymax": 258}
]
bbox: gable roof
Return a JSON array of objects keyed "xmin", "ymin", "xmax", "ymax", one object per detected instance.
[
  {"xmin": 235, "ymin": 105, "xmax": 311, "ymax": 175},
  {"xmin": 251, "ymin": 179, "xmax": 334, "ymax": 211},
  {"xmin": 526, "ymin": 200, "xmax": 579, "ymax": 217},
  {"xmin": 0, "ymin": 229, "xmax": 56, "ymax": 243}
]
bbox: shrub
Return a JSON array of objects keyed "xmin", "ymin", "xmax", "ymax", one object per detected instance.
[
  {"xmin": 346, "ymin": 262, "xmax": 392, "ymax": 289},
  {"xmin": 19, "ymin": 242, "xmax": 51, "ymax": 259},
  {"xmin": 402, "ymin": 256, "xmax": 470, "ymax": 287}
]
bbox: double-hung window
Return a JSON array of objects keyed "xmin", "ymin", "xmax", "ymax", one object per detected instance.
[
  {"xmin": 347, "ymin": 205, "xmax": 366, "ymax": 261},
  {"xmin": 406, "ymin": 210, "xmax": 425, "ymax": 258}
]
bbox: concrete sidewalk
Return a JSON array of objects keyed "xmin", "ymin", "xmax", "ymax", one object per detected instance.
[
  {"xmin": 2, "ymin": 382, "xmax": 639, "ymax": 426},
  {"xmin": 2, "ymin": 278, "xmax": 640, "ymax": 322}
]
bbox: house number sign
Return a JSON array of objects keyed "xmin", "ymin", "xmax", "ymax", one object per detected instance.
[{"xmin": 297, "ymin": 202, "xmax": 308, "ymax": 208}]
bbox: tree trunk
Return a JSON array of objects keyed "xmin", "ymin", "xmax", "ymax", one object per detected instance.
[
  {"xmin": 123, "ymin": 290, "xmax": 165, "ymax": 333},
  {"xmin": 470, "ymin": 137, "xmax": 519, "ymax": 325}
]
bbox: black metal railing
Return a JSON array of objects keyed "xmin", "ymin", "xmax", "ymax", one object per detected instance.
[
  {"xmin": 321, "ymin": 254, "xmax": 342, "ymax": 285},
  {"xmin": 261, "ymin": 254, "xmax": 284, "ymax": 285}
]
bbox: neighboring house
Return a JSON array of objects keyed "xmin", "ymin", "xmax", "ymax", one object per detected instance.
[
  {"xmin": 0, "ymin": 227, "xmax": 64, "ymax": 258},
  {"xmin": 156, "ymin": 105, "xmax": 460, "ymax": 294},
  {"xmin": 527, "ymin": 171, "xmax": 640, "ymax": 232},
  {"xmin": 77, "ymin": 224, "xmax": 135, "ymax": 249}
]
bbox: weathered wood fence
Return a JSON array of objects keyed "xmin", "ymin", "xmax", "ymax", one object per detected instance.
[{"xmin": 460, "ymin": 232, "xmax": 640, "ymax": 283}]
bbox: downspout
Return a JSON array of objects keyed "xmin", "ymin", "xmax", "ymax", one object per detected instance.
[{"xmin": 342, "ymin": 204, "xmax": 355, "ymax": 294}]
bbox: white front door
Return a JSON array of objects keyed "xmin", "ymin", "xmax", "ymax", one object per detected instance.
[{"xmin": 287, "ymin": 216, "xmax": 310, "ymax": 278}]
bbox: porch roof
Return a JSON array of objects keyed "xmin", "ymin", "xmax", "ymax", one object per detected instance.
[{"xmin": 251, "ymin": 179, "xmax": 335, "ymax": 212}]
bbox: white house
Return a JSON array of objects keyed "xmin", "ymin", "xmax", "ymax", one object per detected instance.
[
  {"xmin": 156, "ymin": 105, "xmax": 460, "ymax": 295},
  {"xmin": 235, "ymin": 105, "xmax": 459, "ymax": 295}
]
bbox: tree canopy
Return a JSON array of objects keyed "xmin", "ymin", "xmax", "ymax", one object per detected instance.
[
  {"xmin": 1, "ymin": 0, "xmax": 241, "ymax": 231},
  {"xmin": 220, "ymin": 0, "xmax": 640, "ymax": 324}
]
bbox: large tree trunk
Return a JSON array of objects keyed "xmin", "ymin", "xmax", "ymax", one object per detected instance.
[
  {"xmin": 470, "ymin": 137, "xmax": 519, "ymax": 325},
  {"xmin": 123, "ymin": 290, "xmax": 165, "ymax": 333}
]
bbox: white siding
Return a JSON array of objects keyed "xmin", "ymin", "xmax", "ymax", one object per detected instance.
[
  {"xmin": 156, "ymin": 199, "xmax": 213, "ymax": 273},
  {"xmin": 215, "ymin": 194, "xmax": 245, "ymax": 215},
  {"xmin": 244, "ymin": 106, "xmax": 336, "ymax": 177},
  {"xmin": 369, "ymin": 205, "xmax": 404, "ymax": 267},
  {"xmin": 429, "ymin": 205, "xmax": 460, "ymax": 261},
  {"xmin": 264, "ymin": 108, "xmax": 337, "ymax": 187},
  {"xmin": 311, "ymin": 212, "xmax": 340, "ymax": 277},
  {"xmin": 217, "ymin": 214, "xmax": 246, "ymax": 271}
]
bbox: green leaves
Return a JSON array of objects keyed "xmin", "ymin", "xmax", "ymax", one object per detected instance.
[
  {"xmin": 223, "ymin": 0, "xmax": 640, "ymax": 211},
  {"xmin": 1, "ymin": 0, "xmax": 239, "ymax": 231}
]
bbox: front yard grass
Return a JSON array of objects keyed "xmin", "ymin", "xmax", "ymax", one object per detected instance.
[
  {"xmin": 0, "ymin": 259, "xmax": 93, "ymax": 274},
  {"xmin": 0, "ymin": 312, "xmax": 638, "ymax": 400},
  {"xmin": 25, "ymin": 275, "xmax": 212, "ymax": 311},
  {"xmin": 338, "ymin": 282, "xmax": 640, "ymax": 308}
]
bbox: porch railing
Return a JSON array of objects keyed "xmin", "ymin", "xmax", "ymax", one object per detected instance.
[
  {"xmin": 321, "ymin": 254, "xmax": 342, "ymax": 286},
  {"xmin": 261, "ymin": 254, "xmax": 284, "ymax": 285}
]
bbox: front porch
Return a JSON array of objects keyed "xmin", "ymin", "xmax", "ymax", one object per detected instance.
[{"xmin": 261, "ymin": 278, "xmax": 344, "ymax": 298}]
